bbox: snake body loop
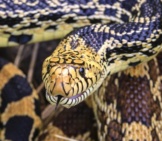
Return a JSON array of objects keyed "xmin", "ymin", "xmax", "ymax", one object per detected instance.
[
  {"xmin": 42, "ymin": 0, "xmax": 162, "ymax": 107},
  {"xmin": 0, "ymin": 0, "xmax": 132, "ymax": 47},
  {"xmin": 0, "ymin": 0, "xmax": 162, "ymax": 140}
]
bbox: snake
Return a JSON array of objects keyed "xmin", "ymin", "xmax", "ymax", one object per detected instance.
[{"xmin": 0, "ymin": 0, "xmax": 162, "ymax": 140}]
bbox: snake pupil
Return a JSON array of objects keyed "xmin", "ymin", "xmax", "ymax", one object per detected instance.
[{"xmin": 79, "ymin": 68, "xmax": 85, "ymax": 77}]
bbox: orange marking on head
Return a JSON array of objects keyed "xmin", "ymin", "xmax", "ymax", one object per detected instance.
[
  {"xmin": 50, "ymin": 57, "xmax": 60, "ymax": 62},
  {"xmin": 73, "ymin": 59, "xmax": 84, "ymax": 64},
  {"xmin": 51, "ymin": 77, "xmax": 65, "ymax": 95}
]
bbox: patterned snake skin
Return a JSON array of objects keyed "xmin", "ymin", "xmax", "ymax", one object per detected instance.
[{"xmin": 0, "ymin": 0, "xmax": 162, "ymax": 141}]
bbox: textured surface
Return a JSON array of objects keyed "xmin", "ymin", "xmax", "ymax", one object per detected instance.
[
  {"xmin": 43, "ymin": 0, "xmax": 162, "ymax": 107},
  {"xmin": 38, "ymin": 101, "xmax": 97, "ymax": 141},
  {"xmin": 0, "ymin": 57, "xmax": 42, "ymax": 141},
  {"xmin": 0, "ymin": 0, "xmax": 162, "ymax": 141},
  {"xmin": 42, "ymin": 0, "xmax": 162, "ymax": 140},
  {"xmin": 92, "ymin": 53, "xmax": 162, "ymax": 140},
  {"xmin": 0, "ymin": 0, "xmax": 135, "ymax": 46}
]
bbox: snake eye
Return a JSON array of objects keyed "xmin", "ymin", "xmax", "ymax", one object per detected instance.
[
  {"xmin": 79, "ymin": 67, "xmax": 85, "ymax": 77},
  {"xmin": 47, "ymin": 65, "xmax": 51, "ymax": 72}
]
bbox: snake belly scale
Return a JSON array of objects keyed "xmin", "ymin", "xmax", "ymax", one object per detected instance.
[{"xmin": 0, "ymin": 0, "xmax": 162, "ymax": 141}]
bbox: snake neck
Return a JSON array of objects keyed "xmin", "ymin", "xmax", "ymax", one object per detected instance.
[
  {"xmin": 42, "ymin": 0, "xmax": 162, "ymax": 107},
  {"xmin": 68, "ymin": 0, "xmax": 162, "ymax": 76}
]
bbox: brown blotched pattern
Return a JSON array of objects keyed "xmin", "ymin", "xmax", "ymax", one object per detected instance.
[
  {"xmin": 118, "ymin": 75, "xmax": 153, "ymax": 126},
  {"xmin": 38, "ymin": 102, "xmax": 98, "ymax": 141},
  {"xmin": 92, "ymin": 56, "xmax": 162, "ymax": 140},
  {"xmin": 106, "ymin": 120, "xmax": 123, "ymax": 140}
]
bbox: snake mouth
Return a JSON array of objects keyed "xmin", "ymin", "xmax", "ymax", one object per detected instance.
[{"xmin": 45, "ymin": 91, "xmax": 88, "ymax": 108}]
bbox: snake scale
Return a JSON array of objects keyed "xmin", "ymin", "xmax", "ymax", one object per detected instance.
[{"xmin": 0, "ymin": 0, "xmax": 162, "ymax": 140}]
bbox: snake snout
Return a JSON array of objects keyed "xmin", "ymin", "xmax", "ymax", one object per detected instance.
[{"xmin": 49, "ymin": 66, "xmax": 76, "ymax": 97}]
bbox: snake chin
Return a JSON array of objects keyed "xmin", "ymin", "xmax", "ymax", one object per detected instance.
[{"xmin": 45, "ymin": 91, "xmax": 87, "ymax": 108}]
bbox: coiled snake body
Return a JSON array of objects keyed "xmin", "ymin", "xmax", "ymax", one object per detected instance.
[{"xmin": 0, "ymin": 0, "xmax": 162, "ymax": 140}]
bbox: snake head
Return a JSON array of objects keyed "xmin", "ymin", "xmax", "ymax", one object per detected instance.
[{"xmin": 42, "ymin": 37, "xmax": 105, "ymax": 108}]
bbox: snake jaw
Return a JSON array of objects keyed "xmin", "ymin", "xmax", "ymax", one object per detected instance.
[
  {"xmin": 43, "ymin": 61, "xmax": 106, "ymax": 108},
  {"xmin": 45, "ymin": 71, "xmax": 107, "ymax": 108},
  {"xmin": 45, "ymin": 91, "xmax": 88, "ymax": 108}
]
